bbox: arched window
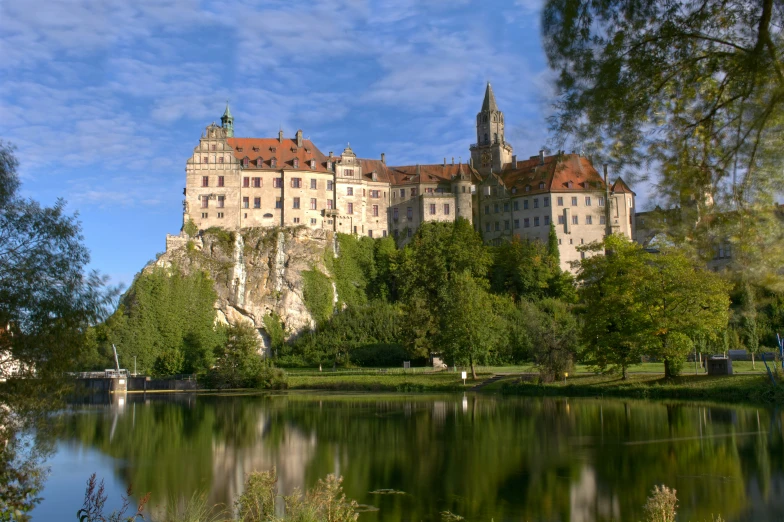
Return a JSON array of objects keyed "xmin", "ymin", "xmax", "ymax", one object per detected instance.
[
  {"xmin": 484, "ymin": 133, "xmax": 489, "ymax": 143},
  {"xmin": 494, "ymin": 133, "xmax": 498, "ymax": 143},
  {"xmin": 483, "ymin": 115, "xmax": 488, "ymax": 123},
  {"xmin": 293, "ymin": 158, "xmax": 299, "ymax": 169}
]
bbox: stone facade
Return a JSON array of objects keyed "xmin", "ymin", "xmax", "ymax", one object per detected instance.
[{"xmin": 181, "ymin": 85, "xmax": 636, "ymax": 272}]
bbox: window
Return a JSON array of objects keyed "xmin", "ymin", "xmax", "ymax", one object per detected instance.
[
  {"xmin": 311, "ymin": 160, "xmax": 316, "ymax": 170},
  {"xmin": 504, "ymin": 220, "xmax": 510, "ymax": 230},
  {"xmin": 393, "ymin": 208, "xmax": 399, "ymax": 220},
  {"xmin": 370, "ymin": 190, "xmax": 380, "ymax": 198},
  {"xmin": 347, "ymin": 202, "xmax": 353, "ymax": 214},
  {"xmin": 504, "ymin": 202, "xmax": 510, "ymax": 212},
  {"xmin": 217, "ymin": 196, "xmax": 225, "ymax": 208},
  {"xmin": 534, "ymin": 198, "xmax": 539, "ymax": 208},
  {"xmin": 201, "ymin": 197, "xmax": 208, "ymax": 209},
  {"xmin": 373, "ymin": 205, "xmax": 379, "ymax": 217},
  {"xmin": 291, "ymin": 178, "xmax": 302, "ymax": 188},
  {"xmin": 600, "ymin": 215, "xmax": 606, "ymax": 225},
  {"xmin": 254, "ymin": 197, "xmax": 261, "ymax": 209},
  {"xmin": 383, "ymin": 230, "xmax": 387, "ymax": 238},
  {"xmin": 253, "ymin": 177, "xmax": 261, "ymax": 188},
  {"xmin": 485, "ymin": 223, "xmax": 491, "ymax": 232},
  {"xmin": 629, "ymin": 199, "xmax": 633, "ymax": 207},
  {"xmin": 326, "ymin": 199, "xmax": 333, "ymax": 209},
  {"xmin": 270, "ymin": 158, "xmax": 277, "ymax": 168},
  {"xmin": 429, "ymin": 204, "xmax": 436, "ymax": 215},
  {"xmin": 411, "ymin": 188, "xmax": 417, "ymax": 196},
  {"xmin": 202, "ymin": 176, "xmax": 209, "ymax": 187},
  {"xmin": 539, "ymin": 182, "xmax": 545, "ymax": 189},
  {"xmin": 557, "ymin": 197, "xmax": 564, "ymax": 206},
  {"xmin": 293, "ymin": 217, "xmax": 300, "ymax": 223},
  {"xmin": 485, "ymin": 205, "xmax": 490, "ymax": 215},
  {"xmin": 311, "ymin": 218, "xmax": 317, "ymax": 225},
  {"xmin": 444, "ymin": 204, "xmax": 450, "ymax": 215},
  {"xmin": 218, "ymin": 156, "xmax": 224, "ymax": 163},
  {"xmin": 581, "ymin": 238, "xmax": 585, "ymax": 244},
  {"xmin": 598, "ymin": 197, "xmax": 605, "ymax": 206},
  {"xmin": 276, "ymin": 197, "xmax": 282, "ymax": 209},
  {"xmin": 347, "ymin": 187, "xmax": 353, "ymax": 196},
  {"xmin": 525, "ymin": 186, "xmax": 530, "ymax": 192},
  {"xmin": 310, "ymin": 179, "xmax": 317, "ymax": 189},
  {"xmin": 327, "ymin": 181, "xmax": 334, "ymax": 191},
  {"xmin": 544, "ymin": 216, "xmax": 550, "ymax": 225},
  {"xmin": 494, "ymin": 222, "xmax": 500, "ymax": 231},
  {"xmin": 585, "ymin": 196, "xmax": 592, "ymax": 206},
  {"xmin": 293, "ymin": 197, "xmax": 300, "ymax": 209},
  {"xmin": 400, "ymin": 189, "xmax": 405, "ymax": 198},
  {"xmin": 572, "ymin": 215, "xmax": 579, "ymax": 225},
  {"xmin": 558, "ymin": 215, "xmax": 565, "ymax": 224},
  {"xmin": 558, "ymin": 238, "xmax": 562, "ymax": 245},
  {"xmin": 201, "ymin": 212, "xmax": 208, "ymax": 218},
  {"xmin": 426, "ymin": 187, "xmax": 433, "ymax": 194},
  {"xmin": 273, "ymin": 178, "xmax": 282, "ymax": 188},
  {"xmin": 534, "ymin": 217, "xmax": 540, "ymax": 226},
  {"xmin": 544, "ymin": 197, "xmax": 549, "ymax": 207},
  {"xmin": 243, "ymin": 177, "xmax": 250, "ymax": 187},
  {"xmin": 407, "ymin": 228, "xmax": 412, "ymax": 237},
  {"xmin": 243, "ymin": 158, "xmax": 249, "ymax": 168},
  {"xmin": 218, "ymin": 176, "xmax": 225, "ymax": 187},
  {"xmin": 211, "ymin": 144, "xmax": 216, "ymax": 151},
  {"xmin": 310, "ymin": 198, "xmax": 317, "ymax": 210},
  {"xmin": 513, "ymin": 201, "xmax": 519, "ymax": 211},
  {"xmin": 217, "ymin": 212, "xmax": 224, "ymax": 218},
  {"xmin": 494, "ymin": 204, "xmax": 499, "ymax": 213},
  {"xmin": 203, "ymin": 156, "xmax": 208, "ymax": 164},
  {"xmin": 368, "ymin": 230, "xmax": 374, "ymax": 238},
  {"xmin": 581, "ymin": 252, "xmax": 586, "ymax": 260},
  {"xmin": 524, "ymin": 218, "xmax": 530, "ymax": 228},
  {"xmin": 586, "ymin": 215, "xmax": 593, "ymax": 225},
  {"xmin": 242, "ymin": 197, "xmax": 249, "ymax": 209},
  {"xmin": 514, "ymin": 219, "xmax": 520, "ymax": 229},
  {"xmin": 571, "ymin": 197, "xmax": 578, "ymax": 206},
  {"xmin": 524, "ymin": 200, "xmax": 529, "ymax": 210},
  {"xmin": 407, "ymin": 207, "xmax": 413, "ymax": 219},
  {"xmin": 570, "ymin": 238, "xmax": 574, "ymax": 244},
  {"xmin": 293, "ymin": 159, "xmax": 299, "ymax": 169},
  {"xmin": 344, "ymin": 169, "xmax": 354, "ymax": 177}
]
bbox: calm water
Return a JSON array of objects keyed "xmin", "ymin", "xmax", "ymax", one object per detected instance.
[{"xmin": 31, "ymin": 393, "xmax": 784, "ymax": 521}]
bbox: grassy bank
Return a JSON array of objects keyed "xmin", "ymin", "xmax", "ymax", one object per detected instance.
[
  {"xmin": 494, "ymin": 373, "xmax": 784, "ymax": 404},
  {"xmin": 287, "ymin": 370, "xmax": 484, "ymax": 392}
]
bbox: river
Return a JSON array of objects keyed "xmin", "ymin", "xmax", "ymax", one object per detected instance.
[{"xmin": 30, "ymin": 392, "xmax": 784, "ymax": 521}]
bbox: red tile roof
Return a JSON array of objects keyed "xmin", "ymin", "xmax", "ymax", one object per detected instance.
[
  {"xmin": 227, "ymin": 137, "xmax": 332, "ymax": 172},
  {"xmin": 497, "ymin": 153, "xmax": 607, "ymax": 195},
  {"xmin": 387, "ymin": 163, "xmax": 479, "ymax": 186},
  {"xmin": 357, "ymin": 159, "xmax": 392, "ymax": 183},
  {"xmin": 611, "ymin": 177, "xmax": 635, "ymax": 194}
]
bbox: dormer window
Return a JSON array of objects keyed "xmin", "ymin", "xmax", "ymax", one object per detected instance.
[
  {"xmin": 270, "ymin": 157, "xmax": 277, "ymax": 168},
  {"xmin": 539, "ymin": 182, "xmax": 545, "ymax": 189},
  {"xmin": 310, "ymin": 159, "xmax": 316, "ymax": 170},
  {"xmin": 512, "ymin": 187, "xmax": 517, "ymax": 194},
  {"xmin": 237, "ymin": 147, "xmax": 243, "ymax": 152},
  {"xmin": 252, "ymin": 146, "xmax": 259, "ymax": 152},
  {"xmin": 293, "ymin": 158, "xmax": 299, "ymax": 169},
  {"xmin": 327, "ymin": 161, "xmax": 332, "ymax": 170},
  {"xmin": 525, "ymin": 185, "xmax": 530, "ymax": 192},
  {"xmin": 270, "ymin": 146, "xmax": 276, "ymax": 153},
  {"xmin": 242, "ymin": 157, "xmax": 249, "ymax": 168},
  {"xmin": 257, "ymin": 157, "xmax": 264, "ymax": 167},
  {"xmin": 567, "ymin": 181, "xmax": 573, "ymax": 188}
]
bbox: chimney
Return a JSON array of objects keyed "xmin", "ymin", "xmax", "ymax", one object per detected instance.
[
  {"xmin": 381, "ymin": 152, "xmax": 385, "ymax": 164},
  {"xmin": 296, "ymin": 129, "xmax": 303, "ymax": 148},
  {"xmin": 443, "ymin": 158, "xmax": 447, "ymax": 167},
  {"xmin": 329, "ymin": 151, "xmax": 334, "ymax": 158},
  {"xmin": 512, "ymin": 154, "xmax": 517, "ymax": 165},
  {"xmin": 539, "ymin": 149, "xmax": 545, "ymax": 165},
  {"xmin": 451, "ymin": 157, "xmax": 454, "ymax": 165},
  {"xmin": 278, "ymin": 129, "xmax": 284, "ymax": 143}
]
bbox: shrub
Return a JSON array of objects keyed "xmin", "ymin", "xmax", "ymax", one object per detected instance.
[
  {"xmin": 249, "ymin": 366, "xmax": 289, "ymax": 390},
  {"xmin": 236, "ymin": 469, "xmax": 277, "ymax": 521},
  {"xmin": 642, "ymin": 485, "xmax": 677, "ymax": 522},
  {"xmin": 182, "ymin": 218, "xmax": 198, "ymax": 238},
  {"xmin": 302, "ymin": 269, "xmax": 334, "ymax": 324},
  {"xmin": 348, "ymin": 343, "xmax": 407, "ymax": 367}
]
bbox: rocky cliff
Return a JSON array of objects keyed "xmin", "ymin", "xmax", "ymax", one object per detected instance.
[{"xmin": 152, "ymin": 227, "xmax": 336, "ymax": 354}]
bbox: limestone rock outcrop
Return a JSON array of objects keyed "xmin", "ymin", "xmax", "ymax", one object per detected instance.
[{"xmin": 154, "ymin": 227, "xmax": 335, "ymax": 354}]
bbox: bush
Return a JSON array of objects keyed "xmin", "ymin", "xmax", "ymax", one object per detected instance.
[
  {"xmin": 642, "ymin": 485, "xmax": 678, "ymax": 522},
  {"xmin": 348, "ymin": 343, "xmax": 407, "ymax": 367},
  {"xmin": 249, "ymin": 366, "xmax": 289, "ymax": 390}
]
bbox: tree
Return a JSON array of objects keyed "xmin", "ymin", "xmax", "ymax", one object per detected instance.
[
  {"xmin": 0, "ymin": 141, "xmax": 115, "ymax": 518},
  {"xmin": 577, "ymin": 235, "xmax": 731, "ymax": 378},
  {"xmin": 547, "ymin": 222, "xmax": 560, "ymax": 267},
  {"xmin": 543, "ymin": 0, "xmax": 784, "ymax": 285},
  {"xmin": 207, "ymin": 322, "xmax": 264, "ymax": 389},
  {"xmin": 438, "ymin": 271, "xmax": 502, "ymax": 380},
  {"xmin": 739, "ymin": 282, "xmax": 761, "ymax": 368},
  {"xmin": 523, "ymin": 299, "xmax": 580, "ymax": 382}
]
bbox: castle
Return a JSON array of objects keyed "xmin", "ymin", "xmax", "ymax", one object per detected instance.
[{"xmin": 183, "ymin": 84, "xmax": 636, "ymax": 271}]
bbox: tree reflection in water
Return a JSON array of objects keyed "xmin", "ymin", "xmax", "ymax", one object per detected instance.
[{"xmin": 48, "ymin": 394, "xmax": 784, "ymax": 522}]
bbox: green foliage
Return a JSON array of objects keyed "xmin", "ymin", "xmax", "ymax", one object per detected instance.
[
  {"xmin": 490, "ymin": 237, "xmax": 571, "ymax": 301},
  {"xmin": 203, "ymin": 227, "xmax": 236, "ymax": 254},
  {"xmin": 547, "ymin": 222, "xmax": 560, "ymax": 266},
  {"xmin": 348, "ymin": 343, "xmax": 407, "ymax": 367},
  {"xmin": 76, "ymin": 473, "xmax": 149, "ymax": 522},
  {"xmin": 578, "ymin": 235, "xmax": 732, "ymax": 378},
  {"xmin": 332, "ymin": 234, "xmax": 377, "ymax": 308},
  {"xmin": 202, "ymin": 323, "xmax": 286, "ymax": 389},
  {"xmin": 182, "ymin": 218, "xmax": 198, "ymax": 238},
  {"xmin": 94, "ymin": 267, "xmax": 220, "ymax": 376},
  {"xmin": 523, "ymin": 298, "xmax": 580, "ymax": 382},
  {"xmin": 302, "ymin": 269, "xmax": 334, "ymax": 324},
  {"xmin": 236, "ymin": 469, "xmax": 277, "ymax": 521},
  {"xmin": 262, "ymin": 312, "xmax": 286, "ymax": 353},
  {"xmin": 642, "ymin": 485, "xmax": 678, "ymax": 522}
]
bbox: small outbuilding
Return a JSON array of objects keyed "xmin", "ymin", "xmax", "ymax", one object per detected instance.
[{"xmin": 706, "ymin": 356, "xmax": 733, "ymax": 376}]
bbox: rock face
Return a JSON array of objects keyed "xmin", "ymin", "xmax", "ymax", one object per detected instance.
[{"xmin": 155, "ymin": 227, "xmax": 335, "ymax": 354}]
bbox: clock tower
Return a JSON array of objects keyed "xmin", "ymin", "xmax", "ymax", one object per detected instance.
[{"xmin": 470, "ymin": 83, "xmax": 513, "ymax": 175}]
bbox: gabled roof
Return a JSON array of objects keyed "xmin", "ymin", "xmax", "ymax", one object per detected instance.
[
  {"xmin": 497, "ymin": 153, "xmax": 607, "ymax": 195},
  {"xmin": 358, "ymin": 159, "xmax": 392, "ymax": 183},
  {"xmin": 386, "ymin": 163, "xmax": 480, "ymax": 186},
  {"xmin": 611, "ymin": 177, "xmax": 635, "ymax": 195},
  {"xmin": 227, "ymin": 137, "xmax": 331, "ymax": 172}
]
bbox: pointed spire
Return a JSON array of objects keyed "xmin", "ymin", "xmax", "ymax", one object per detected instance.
[
  {"xmin": 221, "ymin": 101, "xmax": 234, "ymax": 137},
  {"xmin": 222, "ymin": 101, "xmax": 232, "ymax": 119},
  {"xmin": 481, "ymin": 82, "xmax": 498, "ymax": 112}
]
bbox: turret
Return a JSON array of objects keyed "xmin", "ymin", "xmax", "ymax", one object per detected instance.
[
  {"xmin": 470, "ymin": 83, "xmax": 513, "ymax": 174},
  {"xmin": 220, "ymin": 102, "xmax": 234, "ymax": 137}
]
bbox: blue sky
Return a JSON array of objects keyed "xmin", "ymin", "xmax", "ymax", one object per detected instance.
[{"xmin": 1, "ymin": 0, "xmax": 641, "ymax": 287}]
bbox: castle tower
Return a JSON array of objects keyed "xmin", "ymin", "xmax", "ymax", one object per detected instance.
[
  {"xmin": 220, "ymin": 102, "xmax": 234, "ymax": 137},
  {"xmin": 470, "ymin": 83, "xmax": 513, "ymax": 175},
  {"xmin": 452, "ymin": 162, "xmax": 473, "ymax": 223}
]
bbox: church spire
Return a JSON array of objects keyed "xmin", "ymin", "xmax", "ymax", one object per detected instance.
[
  {"xmin": 481, "ymin": 82, "xmax": 498, "ymax": 112},
  {"xmin": 221, "ymin": 101, "xmax": 234, "ymax": 137}
]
